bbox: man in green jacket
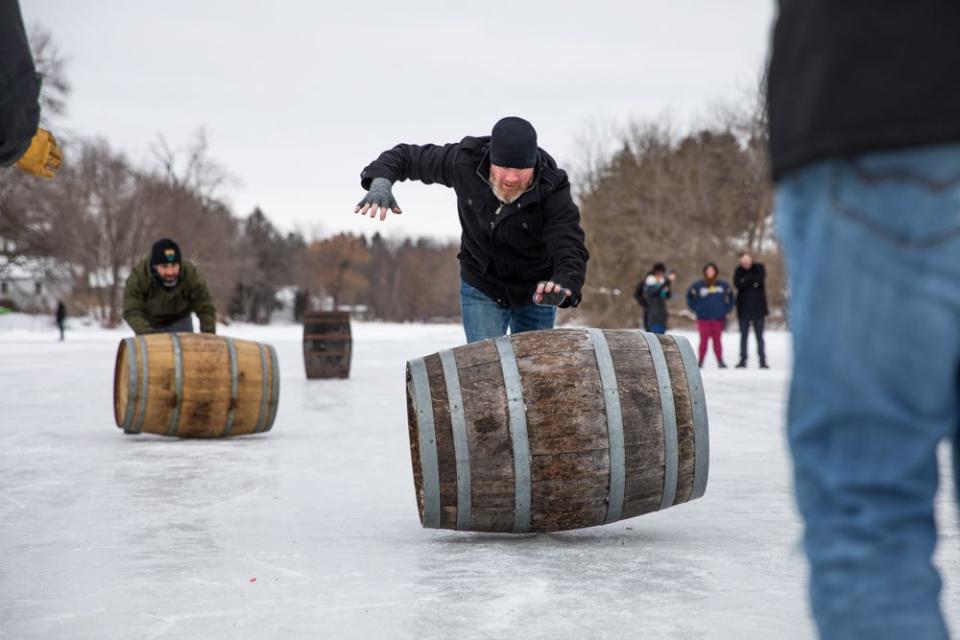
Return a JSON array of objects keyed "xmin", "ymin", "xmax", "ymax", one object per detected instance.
[{"xmin": 123, "ymin": 238, "xmax": 217, "ymax": 334}]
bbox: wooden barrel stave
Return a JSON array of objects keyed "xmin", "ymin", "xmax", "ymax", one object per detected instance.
[
  {"xmin": 406, "ymin": 328, "xmax": 709, "ymax": 533},
  {"xmin": 659, "ymin": 334, "xmax": 696, "ymax": 506},
  {"xmin": 114, "ymin": 333, "xmax": 279, "ymax": 438},
  {"xmin": 605, "ymin": 331, "xmax": 669, "ymax": 520},
  {"xmin": 456, "ymin": 339, "xmax": 515, "ymax": 533}
]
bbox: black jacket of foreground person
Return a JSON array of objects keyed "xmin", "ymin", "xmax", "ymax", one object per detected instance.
[
  {"xmin": 0, "ymin": 0, "xmax": 41, "ymax": 167},
  {"xmin": 361, "ymin": 136, "xmax": 589, "ymax": 308},
  {"xmin": 768, "ymin": 0, "xmax": 960, "ymax": 179}
]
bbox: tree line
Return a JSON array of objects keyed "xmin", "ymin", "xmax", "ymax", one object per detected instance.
[
  {"xmin": 566, "ymin": 96, "xmax": 783, "ymax": 329},
  {"xmin": 2, "ymin": 27, "xmax": 781, "ymax": 328},
  {"xmin": 0, "ymin": 132, "xmax": 462, "ymax": 324},
  {"xmin": 0, "ymin": 27, "xmax": 460, "ymax": 324}
]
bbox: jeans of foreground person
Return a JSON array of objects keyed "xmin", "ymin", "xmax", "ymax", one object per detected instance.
[
  {"xmin": 460, "ymin": 280, "xmax": 556, "ymax": 344},
  {"xmin": 775, "ymin": 144, "xmax": 960, "ymax": 639}
]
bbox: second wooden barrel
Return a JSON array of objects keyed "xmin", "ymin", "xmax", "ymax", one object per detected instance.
[
  {"xmin": 405, "ymin": 328, "xmax": 708, "ymax": 533},
  {"xmin": 303, "ymin": 311, "xmax": 351, "ymax": 379},
  {"xmin": 113, "ymin": 333, "xmax": 280, "ymax": 437}
]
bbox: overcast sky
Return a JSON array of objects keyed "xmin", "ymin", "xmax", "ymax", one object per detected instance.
[{"xmin": 26, "ymin": 1, "xmax": 775, "ymax": 241}]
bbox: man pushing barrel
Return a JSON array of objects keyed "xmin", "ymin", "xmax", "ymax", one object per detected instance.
[
  {"xmin": 354, "ymin": 117, "xmax": 589, "ymax": 343},
  {"xmin": 122, "ymin": 238, "xmax": 217, "ymax": 334}
]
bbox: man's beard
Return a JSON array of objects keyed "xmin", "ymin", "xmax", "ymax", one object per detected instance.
[
  {"xmin": 161, "ymin": 276, "xmax": 179, "ymax": 288},
  {"xmin": 490, "ymin": 174, "xmax": 524, "ymax": 204}
]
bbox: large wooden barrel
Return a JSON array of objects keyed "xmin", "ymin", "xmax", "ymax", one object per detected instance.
[
  {"xmin": 405, "ymin": 328, "xmax": 708, "ymax": 533},
  {"xmin": 113, "ymin": 333, "xmax": 280, "ymax": 437},
  {"xmin": 303, "ymin": 311, "xmax": 351, "ymax": 379}
]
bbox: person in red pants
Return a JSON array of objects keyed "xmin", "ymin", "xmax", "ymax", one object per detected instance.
[{"xmin": 686, "ymin": 262, "xmax": 734, "ymax": 368}]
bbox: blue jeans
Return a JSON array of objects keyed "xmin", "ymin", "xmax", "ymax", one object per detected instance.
[
  {"xmin": 460, "ymin": 280, "xmax": 556, "ymax": 343},
  {"xmin": 775, "ymin": 145, "xmax": 960, "ymax": 639}
]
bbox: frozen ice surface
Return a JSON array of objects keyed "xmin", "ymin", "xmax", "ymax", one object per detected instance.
[{"xmin": 1, "ymin": 318, "xmax": 956, "ymax": 639}]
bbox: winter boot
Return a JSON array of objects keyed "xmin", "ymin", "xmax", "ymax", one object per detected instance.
[
  {"xmin": 735, "ymin": 359, "xmax": 747, "ymax": 368},
  {"xmin": 759, "ymin": 360, "xmax": 769, "ymax": 369},
  {"xmin": 718, "ymin": 360, "xmax": 728, "ymax": 369}
]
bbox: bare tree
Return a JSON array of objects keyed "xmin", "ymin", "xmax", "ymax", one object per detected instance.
[
  {"xmin": 28, "ymin": 25, "xmax": 70, "ymax": 125},
  {"xmin": 307, "ymin": 233, "xmax": 371, "ymax": 311}
]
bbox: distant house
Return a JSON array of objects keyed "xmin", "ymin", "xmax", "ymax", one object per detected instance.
[{"xmin": 0, "ymin": 256, "xmax": 72, "ymax": 313}]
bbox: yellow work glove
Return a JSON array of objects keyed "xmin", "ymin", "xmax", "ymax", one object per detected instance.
[{"xmin": 15, "ymin": 128, "xmax": 62, "ymax": 178}]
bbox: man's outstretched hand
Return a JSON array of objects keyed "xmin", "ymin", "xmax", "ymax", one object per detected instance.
[
  {"xmin": 355, "ymin": 177, "xmax": 402, "ymax": 221},
  {"xmin": 533, "ymin": 281, "xmax": 572, "ymax": 306}
]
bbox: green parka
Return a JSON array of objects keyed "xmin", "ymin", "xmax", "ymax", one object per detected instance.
[{"xmin": 122, "ymin": 256, "xmax": 216, "ymax": 334}]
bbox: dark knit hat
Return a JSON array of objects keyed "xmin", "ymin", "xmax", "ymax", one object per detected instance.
[
  {"xmin": 490, "ymin": 116, "xmax": 538, "ymax": 169},
  {"xmin": 652, "ymin": 262, "xmax": 667, "ymax": 274},
  {"xmin": 151, "ymin": 238, "xmax": 181, "ymax": 266}
]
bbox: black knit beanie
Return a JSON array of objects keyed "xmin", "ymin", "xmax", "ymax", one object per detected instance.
[
  {"xmin": 151, "ymin": 238, "xmax": 182, "ymax": 266},
  {"xmin": 490, "ymin": 117, "xmax": 538, "ymax": 169}
]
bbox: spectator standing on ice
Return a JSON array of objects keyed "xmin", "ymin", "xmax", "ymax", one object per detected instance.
[
  {"xmin": 686, "ymin": 262, "xmax": 733, "ymax": 368},
  {"xmin": 640, "ymin": 262, "xmax": 675, "ymax": 334},
  {"xmin": 353, "ymin": 117, "xmax": 589, "ymax": 343},
  {"xmin": 733, "ymin": 252, "xmax": 768, "ymax": 368},
  {"xmin": 123, "ymin": 239, "xmax": 216, "ymax": 335},
  {"xmin": 768, "ymin": 1, "xmax": 960, "ymax": 637},
  {"xmin": 633, "ymin": 273, "xmax": 651, "ymax": 331},
  {"xmin": 0, "ymin": 0, "xmax": 63, "ymax": 179},
  {"xmin": 54, "ymin": 300, "xmax": 66, "ymax": 341}
]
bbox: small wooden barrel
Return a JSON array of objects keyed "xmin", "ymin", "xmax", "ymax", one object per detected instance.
[
  {"xmin": 303, "ymin": 311, "xmax": 351, "ymax": 379},
  {"xmin": 405, "ymin": 328, "xmax": 708, "ymax": 533},
  {"xmin": 113, "ymin": 333, "xmax": 280, "ymax": 437}
]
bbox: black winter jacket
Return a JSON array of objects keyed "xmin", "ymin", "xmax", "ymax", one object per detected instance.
[
  {"xmin": 734, "ymin": 263, "xmax": 768, "ymax": 318},
  {"xmin": 768, "ymin": 1, "xmax": 960, "ymax": 180},
  {"xmin": 360, "ymin": 136, "xmax": 589, "ymax": 308},
  {"xmin": 0, "ymin": 0, "xmax": 41, "ymax": 167}
]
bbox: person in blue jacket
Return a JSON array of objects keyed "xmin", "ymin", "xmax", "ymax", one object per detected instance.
[{"xmin": 686, "ymin": 262, "xmax": 734, "ymax": 368}]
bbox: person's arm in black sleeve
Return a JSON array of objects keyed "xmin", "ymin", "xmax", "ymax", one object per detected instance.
[
  {"xmin": 0, "ymin": 0, "xmax": 41, "ymax": 167},
  {"xmin": 540, "ymin": 176, "xmax": 589, "ymax": 308},
  {"xmin": 360, "ymin": 142, "xmax": 459, "ymax": 190}
]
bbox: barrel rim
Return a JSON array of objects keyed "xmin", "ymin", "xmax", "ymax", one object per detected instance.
[
  {"xmin": 302, "ymin": 310, "xmax": 351, "ymax": 321},
  {"xmin": 264, "ymin": 343, "xmax": 280, "ymax": 431},
  {"xmin": 405, "ymin": 359, "xmax": 428, "ymax": 527},
  {"xmin": 112, "ymin": 338, "xmax": 128, "ymax": 428}
]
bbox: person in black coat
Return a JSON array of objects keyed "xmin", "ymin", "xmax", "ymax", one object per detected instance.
[
  {"xmin": 0, "ymin": 0, "xmax": 62, "ymax": 178},
  {"xmin": 354, "ymin": 117, "xmax": 589, "ymax": 343},
  {"xmin": 733, "ymin": 252, "xmax": 768, "ymax": 368},
  {"xmin": 55, "ymin": 300, "xmax": 66, "ymax": 341},
  {"xmin": 634, "ymin": 262, "xmax": 674, "ymax": 334}
]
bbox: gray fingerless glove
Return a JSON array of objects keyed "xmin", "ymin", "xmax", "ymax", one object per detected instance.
[{"xmin": 357, "ymin": 177, "xmax": 400, "ymax": 210}]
